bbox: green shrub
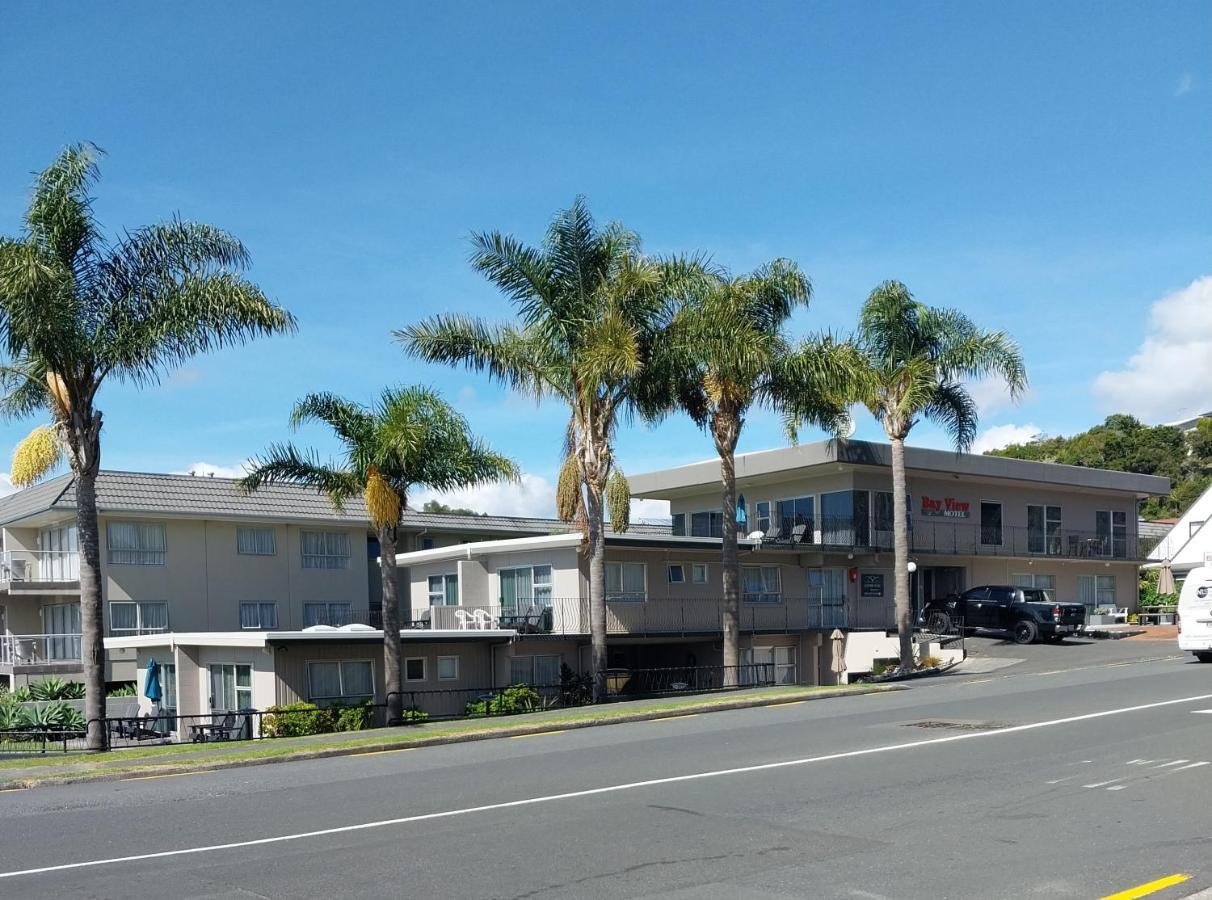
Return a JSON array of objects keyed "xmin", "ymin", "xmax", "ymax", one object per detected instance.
[
  {"xmin": 261, "ymin": 703, "xmax": 333, "ymax": 737},
  {"xmin": 17, "ymin": 701, "xmax": 81, "ymax": 731},
  {"xmin": 26, "ymin": 677, "xmax": 85, "ymax": 701},
  {"xmin": 0, "ymin": 695, "xmax": 21, "ymax": 730},
  {"xmin": 399, "ymin": 705, "xmax": 428, "ymax": 723},
  {"xmin": 559, "ymin": 664, "xmax": 593, "ymax": 707},
  {"xmin": 919, "ymin": 655, "xmax": 943, "ymax": 669},
  {"xmin": 8, "ymin": 686, "xmax": 32, "ymax": 704},
  {"xmin": 107, "ymin": 683, "xmax": 137, "ymax": 698},
  {"xmin": 332, "ymin": 700, "xmax": 374, "ymax": 732},
  {"xmin": 464, "ymin": 684, "xmax": 542, "ymax": 718}
]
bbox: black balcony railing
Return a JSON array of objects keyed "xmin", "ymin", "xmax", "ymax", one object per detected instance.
[{"xmin": 756, "ymin": 515, "xmax": 1154, "ymax": 561}]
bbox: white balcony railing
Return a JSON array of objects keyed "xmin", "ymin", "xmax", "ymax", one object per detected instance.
[
  {"xmin": 0, "ymin": 550, "xmax": 81, "ymax": 584},
  {"xmin": 0, "ymin": 633, "xmax": 83, "ymax": 666}
]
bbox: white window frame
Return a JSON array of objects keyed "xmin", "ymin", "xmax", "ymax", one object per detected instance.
[
  {"xmin": 510, "ymin": 654, "xmax": 561, "ymax": 686},
  {"xmin": 1095, "ymin": 510, "xmax": 1128, "ymax": 557},
  {"xmin": 498, "ymin": 565, "xmax": 554, "ymax": 607},
  {"xmin": 691, "ymin": 563, "xmax": 708, "ymax": 584},
  {"xmin": 209, "ymin": 662, "xmax": 253, "ymax": 712},
  {"xmin": 754, "ymin": 501, "xmax": 771, "ymax": 534},
  {"xmin": 1078, "ymin": 574, "xmax": 1117, "ymax": 609},
  {"xmin": 109, "ymin": 601, "xmax": 169, "ymax": 636},
  {"xmin": 306, "ymin": 659, "xmax": 375, "ymax": 701},
  {"xmin": 667, "ymin": 564, "xmax": 685, "ymax": 584},
  {"xmin": 404, "ymin": 656, "xmax": 426, "ymax": 683},
  {"xmin": 236, "ymin": 526, "xmax": 277, "ymax": 556},
  {"xmin": 106, "ymin": 521, "xmax": 166, "ymax": 566},
  {"xmin": 1010, "ymin": 573, "xmax": 1056, "ymax": 591},
  {"xmin": 688, "ymin": 510, "xmax": 723, "ymax": 538},
  {"xmin": 239, "ymin": 602, "xmax": 279, "ymax": 629},
  {"xmin": 436, "ymin": 656, "xmax": 459, "ymax": 681},
  {"xmin": 300, "ymin": 530, "xmax": 351, "ymax": 570},
  {"xmin": 1027, "ymin": 504, "xmax": 1062, "ymax": 554},
  {"xmin": 740, "ymin": 646, "xmax": 797, "ymax": 684},
  {"xmin": 671, "ymin": 513, "xmax": 686, "ymax": 536},
  {"xmin": 605, "ymin": 561, "xmax": 647, "ymax": 602},
  {"xmin": 428, "ymin": 573, "xmax": 459, "ymax": 607},
  {"xmin": 303, "ymin": 602, "xmax": 353, "ymax": 627},
  {"xmin": 742, "ymin": 566, "xmax": 782, "ymax": 604}
]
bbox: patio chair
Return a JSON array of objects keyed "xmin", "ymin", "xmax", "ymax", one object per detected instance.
[
  {"xmin": 790, "ymin": 523, "xmax": 808, "ymax": 544},
  {"xmin": 470, "ymin": 608, "xmax": 493, "ymax": 629},
  {"xmin": 763, "ymin": 523, "xmax": 782, "ymax": 543},
  {"xmin": 454, "ymin": 609, "xmax": 475, "ymax": 630}
]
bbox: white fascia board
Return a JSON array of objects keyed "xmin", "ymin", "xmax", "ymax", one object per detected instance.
[
  {"xmin": 1147, "ymin": 484, "xmax": 1212, "ymax": 562},
  {"xmin": 104, "ymin": 632, "xmax": 270, "ymax": 651},
  {"xmin": 394, "ymin": 532, "xmax": 582, "ymax": 566}
]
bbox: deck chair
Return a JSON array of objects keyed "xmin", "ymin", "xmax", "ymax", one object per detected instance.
[
  {"xmin": 790, "ymin": 523, "xmax": 808, "ymax": 544},
  {"xmin": 470, "ymin": 608, "xmax": 493, "ymax": 629},
  {"xmin": 454, "ymin": 609, "xmax": 475, "ymax": 629}
]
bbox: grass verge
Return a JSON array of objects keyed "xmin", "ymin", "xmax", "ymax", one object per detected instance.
[{"xmin": 0, "ymin": 684, "xmax": 898, "ymax": 789}]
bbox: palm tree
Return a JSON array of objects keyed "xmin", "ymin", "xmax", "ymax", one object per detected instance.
[
  {"xmin": 240, "ymin": 387, "xmax": 517, "ymax": 723},
  {"xmin": 662, "ymin": 260, "xmax": 853, "ymax": 682},
  {"xmin": 0, "ymin": 144, "xmax": 295, "ymax": 748},
  {"xmin": 855, "ymin": 281, "xmax": 1026, "ymax": 671},
  {"xmin": 397, "ymin": 198, "xmax": 688, "ymax": 700}
]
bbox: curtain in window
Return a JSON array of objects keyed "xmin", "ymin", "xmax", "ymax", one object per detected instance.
[
  {"xmin": 1077, "ymin": 575, "xmax": 1097, "ymax": 609},
  {"xmin": 303, "ymin": 603, "xmax": 324, "ymax": 627},
  {"xmin": 533, "ymin": 655, "xmax": 560, "ymax": 686},
  {"xmin": 259, "ymin": 603, "xmax": 278, "ymax": 628},
  {"xmin": 237, "ymin": 527, "xmax": 276, "ymax": 555},
  {"xmin": 621, "ymin": 564, "xmax": 644, "ymax": 596},
  {"xmin": 140, "ymin": 603, "xmax": 168, "ymax": 632},
  {"xmin": 307, "ymin": 662, "xmax": 341, "ymax": 699},
  {"xmin": 533, "ymin": 566, "xmax": 553, "ymax": 606},
  {"xmin": 341, "ymin": 661, "xmax": 373, "ymax": 697},
  {"xmin": 210, "ymin": 664, "xmax": 236, "ymax": 711},
  {"xmin": 301, "ymin": 532, "xmax": 350, "ymax": 569},
  {"xmin": 510, "ymin": 657, "xmax": 533, "ymax": 685},
  {"xmin": 110, "ymin": 603, "xmax": 137, "ymax": 633},
  {"xmin": 240, "ymin": 604, "xmax": 260, "ymax": 628},
  {"xmin": 604, "ymin": 565, "xmax": 621, "ymax": 597}
]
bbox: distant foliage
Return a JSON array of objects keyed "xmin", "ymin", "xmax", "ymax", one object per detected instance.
[
  {"xmin": 464, "ymin": 684, "xmax": 541, "ymax": 717},
  {"xmin": 987, "ymin": 415, "xmax": 1212, "ymax": 519},
  {"xmin": 421, "ymin": 500, "xmax": 486, "ymax": 517}
]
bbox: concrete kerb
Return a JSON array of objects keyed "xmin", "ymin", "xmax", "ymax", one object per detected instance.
[{"xmin": 0, "ymin": 684, "xmax": 903, "ymax": 790}]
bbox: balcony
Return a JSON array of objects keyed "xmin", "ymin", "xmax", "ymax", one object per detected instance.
[
  {"xmin": 0, "ymin": 633, "xmax": 83, "ymax": 671},
  {"xmin": 0, "ymin": 550, "xmax": 81, "ymax": 591},
  {"xmin": 760, "ymin": 516, "xmax": 1157, "ymax": 561}
]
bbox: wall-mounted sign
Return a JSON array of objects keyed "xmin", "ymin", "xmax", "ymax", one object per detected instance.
[
  {"xmin": 861, "ymin": 573, "xmax": 884, "ymax": 597},
  {"xmin": 920, "ymin": 496, "xmax": 970, "ymax": 518}
]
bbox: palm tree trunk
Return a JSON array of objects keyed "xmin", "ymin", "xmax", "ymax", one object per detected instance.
[
  {"xmin": 890, "ymin": 436, "xmax": 914, "ymax": 670},
  {"xmin": 379, "ymin": 522, "xmax": 403, "ymax": 724},
  {"xmin": 69, "ymin": 413, "xmax": 105, "ymax": 750},
  {"xmin": 713, "ymin": 412, "xmax": 741, "ymax": 687},
  {"xmin": 584, "ymin": 480, "xmax": 608, "ymax": 703}
]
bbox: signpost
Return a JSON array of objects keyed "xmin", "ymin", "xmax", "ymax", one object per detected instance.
[{"xmin": 860, "ymin": 573, "xmax": 884, "ymax": 598}]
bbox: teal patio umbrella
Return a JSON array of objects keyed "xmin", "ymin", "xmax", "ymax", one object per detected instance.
[
  {"xmin": 736, "ymin": 494, "xmax": 748, "ymax": 528},
  {"xmin": 144, "ymin": 658, "xmax": 163, "ymax": 704}
]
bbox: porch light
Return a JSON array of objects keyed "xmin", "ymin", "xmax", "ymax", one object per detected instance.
[{"xmin": 907, "ymin": 561, "xmax": 918, "ymax": 573}]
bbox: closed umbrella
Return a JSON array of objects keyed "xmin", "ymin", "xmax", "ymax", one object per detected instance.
[
  {"xmin": 736, "ymin": 494, "xmax": 747, "ymax": 528},
  {"xmin": 1157, "ymin": 562, "xmax": 1177, "ymax": 597},
  {"xmin": 144, "ymin": 658, "xmax": 163, "ymax": 704}
]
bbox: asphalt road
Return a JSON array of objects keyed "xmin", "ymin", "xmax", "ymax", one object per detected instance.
[{"xmin": 2, "ymin": 637, "xmax": 1209, "ymax": 900}]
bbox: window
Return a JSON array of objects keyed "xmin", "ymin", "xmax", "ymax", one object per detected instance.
[
  {"xmin": 106, "ymin": 522, "xmax": 166, "ymax": 566},
  {"xmin": 689, "ymin": 511, "xmax": 723, "ymax": 538},
  {"xmin": 742, "ymin": 566, "xmax": 781, "ymax": 603},
  {"xmin": 39, "ymin": 524, "xmax": 79, "ymax": 580},
  {"xmin": 808, "ymin": 568, "xmax": 846, "ymax": 605},
  {"xmin": 1193, "ymin": 521, "xmax": 1206, "ymax": 539},
  {"xmin": 499, "ymin": 565, "xmax": 553, "ymax": 612},
  {"xmin": 1027, "ymin": 505, "xmax": 1062, "ymax": 554},
  {"xmin": 1078, "ymin": 574, "xmax": 1116, "ymax": 610},
  {"xmin": 667, "ymin": 564, "xmax": 685, "ymax": 584},
  {"xmin": 301, "ymin": 531, "xmax": 351, "ymax": 569},
  {"xmin": 405, "ymin": 657, "xmax": 426, "ymax": 682},
  {"xmin": 239, "ymin": 602, "xmax": 279, "ymax": 629},
  {"xmin": 605, "ymin": 562, "xmax": 646, "ymax": 602},
  {"xmin": 162, "ymin": 662, "xmax": 177, "ymax": 718},
  {"xmin": 1011, "ymin": 573, "xmax": 1056, "ymax": 591},
  {"xmin": 437, "ymin": 656, "xmax": 459, "ymax": 681},
  {"xmin": 307, "ymin": 660, "xmax": 374, "ymax": 700},
  {"xmin": 980, "ymin": 502, "xmax": 1002, "ymax": 546},
  {"xmin": 420, "ymin": 536, "xmax": 435, "ymax": 551},
  {"xmin": 236, "ymin": 526, "xmax": 276, "ymax": 556},
  {"xmin": 671, "ymin": 513, "xmax": 686, "ymax": 536},
  {"xmin": 510, "ymin": 654, "xmax": 560, "ymax": 686},
  {"xmin": 741, "ymin": 646, "xmax": 796, "ymax": 685},
  {"xmin": 109, "ymin": 601, "xmax": 168, "ymax": 635},
  {"xmin": 1095, "ymin": 510, "xmax": 1127, "ymax": 558},
  {"xmin": 209, "ymin": 663, "xmax": 252, "ymax": 711},
  {"xmin": 820, "ymin": 491, "xmax": 869, "ymax": 546},
  {"xmin": 428, "ymin": 574, "xmax": 459, "ymax": 607},
  {"xmin": 692, "ymin": 563, "xmax": 708, "ymax": 584},
  {"xmin": 755, "ymin": 501, "xmax": 771, "ymax": 534},
  {"xmin": 43, "ymin": 603, "xmax": 80, "ymax": 660},
  {"xmin": 776, "ymin": 497, "xmax": 814, "ymax": 539},
  {"xmin": 872, "ymin": 492, "xmax": 895, "ymax": 546},
  {"xmin": 303, "ymin": 602, "xmax": 352, "ymax": 627}
]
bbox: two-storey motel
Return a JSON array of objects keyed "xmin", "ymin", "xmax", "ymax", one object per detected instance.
[{"xmin": 0, "ymin": 441, "xmax": 1167, "ymax": 732}]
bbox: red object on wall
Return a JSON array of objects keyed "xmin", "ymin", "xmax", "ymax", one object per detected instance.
[{"xmin": 848, "ymin": 566, "xmax": 859, "ymax": 583}]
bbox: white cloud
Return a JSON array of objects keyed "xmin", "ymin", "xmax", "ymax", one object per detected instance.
[
  {"xmin": 972, "ymin": 423, "xmax": 1042, "ymax": 454},
  {"xmin": 174, "ymin": 460, "xmax": 254, "ymax": 479},
  {"xmin": 966, "ymin": 377, "xmax": 1029, "ymax": 417},
  {"xmin": 413, "ymin": 472, "xmax": 557, "ymax": 518},
  {"xmin": 1092, "ymin": 275, "xmax": 1212, "ymax": 422},
  {"xmin": 1176, "ymin": 73, "xmax": 1195, "ymax": 96}
]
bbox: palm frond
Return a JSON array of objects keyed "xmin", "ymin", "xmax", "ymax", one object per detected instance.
[
  {"xmin": 24, "ymin": 143, "xmax": 103, "ymax": 272},
  {"xmin": 238, "ymin": 443, "xmax": 362, "ymax": 509},
  {"xmin": 924, "ymin": 381, "xmax": 981, "ymax": 453},
  {"xmin": 289, "ymin": 392, "xmax": 376, "ymax": 448}
]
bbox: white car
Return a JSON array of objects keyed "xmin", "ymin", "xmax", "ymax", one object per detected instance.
[{"xmin": 1177, "ymin": 565, "xmax": 1212, "ymax": 663}]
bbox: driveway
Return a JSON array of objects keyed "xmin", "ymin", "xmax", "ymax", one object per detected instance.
[{"xmin": 953, "ymin": 627, "xmax": 1183, "ymax": 679}]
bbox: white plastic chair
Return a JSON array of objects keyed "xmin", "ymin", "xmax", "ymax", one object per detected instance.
[
  {"xmin": 453, "ymin": 609, "xmax": 473, "ymax": 630},
  {"xmin": 471, "ymin": 609, "xmax": 492, "ymax": 630}
]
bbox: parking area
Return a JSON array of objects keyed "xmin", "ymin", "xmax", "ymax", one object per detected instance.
[{"xmin": 956, "ymin": 628, "xmax": 1184, "ymax": 678}]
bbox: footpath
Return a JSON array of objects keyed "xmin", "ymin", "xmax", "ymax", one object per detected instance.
[{"xmin": 0, "ymin": 682, "xmax": 898, "ymax": 790}]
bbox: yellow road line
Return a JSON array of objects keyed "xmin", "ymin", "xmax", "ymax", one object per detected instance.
[
  {"xmin": 651, "ymin": 714, "xmax": 698, "ymax": 722},
  {"xmin": 1100, "ymin": 873, "xmax": 1191, "ymax": 900},
  {"xmin": 357, "ymin": 747, "xmax": 417, "ymax": 757},
  {"xmin": 767, "ymin": 701, "xmax": 807, "ymax": 708},
  {"xmin": 121, "ymin": 771, "xmax": 203, "ymax": 782},
  {"xmin": 509, "ymin": 730, "xmax": 565, "ymax": 739},
  {"xmin": 0, "ymin": 787, "xmax": 28, "ymax": 793}
]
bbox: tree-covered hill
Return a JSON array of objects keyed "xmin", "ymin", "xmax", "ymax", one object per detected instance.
[{"xmin": 985, "ymin": 414, "xmax": 1212, "ymax": 519}]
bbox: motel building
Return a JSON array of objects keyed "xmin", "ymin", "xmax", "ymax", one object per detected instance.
[{"xmin": 25, "ymin": 439, "xmax": 1163, "ymax": 738}]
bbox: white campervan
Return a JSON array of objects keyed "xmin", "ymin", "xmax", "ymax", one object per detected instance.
[{"xmin": 1177, "ymin": 565, "xmax": 1212, "ymax": 663}]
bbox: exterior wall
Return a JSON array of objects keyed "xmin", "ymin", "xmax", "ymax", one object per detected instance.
[
  {"xmin": 967, "ymin": 559, "xmax": 1141, "ymax": 610},
  {"xmin": 98, "ymin": 516, "xmax": 369, "ymax": 634},
  {"xmin": 494, "ymin": 639, "xmax": 581, "ymax": 685},
  {"xmin": 274, "ymin": 640, "xmax": 386, "ymax": 706}
]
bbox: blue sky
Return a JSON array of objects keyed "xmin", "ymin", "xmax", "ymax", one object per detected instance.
[{"xmin": 2, "ymin": 2, "xmax": 1209, "ymax": 516}]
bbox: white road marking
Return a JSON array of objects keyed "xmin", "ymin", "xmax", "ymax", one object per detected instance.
[
  {"xmin": 1172, "ymin": 761, "xmax": 1210, "ymax": 772},
  {"xmin": 1084, "ymin": 779, "xmax": 1125, "ymax": 788},
  {"xmin": 1190, "ymin": 709, "xmax": 1212, "ymax": 715},
  {"xmin": 1126, "ymin": 759, "xmax": 1156, "ymax": 765},
  {"xmin": 1151, "ymin": 759, "xmax": 1190, "ymax": 769},
  {"xmin": 4, "ymin": 691, "xmax": 1212, "ymax": 881},
  {"xmin": 1106, "ymin": 785, "xmax": 1128, "ymax": 791}
]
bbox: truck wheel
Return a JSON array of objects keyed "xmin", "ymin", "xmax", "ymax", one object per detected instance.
[
  {"xmin": 1012, "ymin": 620, "xmax": 1038, "ymax": 645},
  {"xmin": 1195, "ymin": 652, "xmax": 1212, "ymax": 664},
  {"xmin": 926, "ymin": 611, "xmax": 951, "ymax": 633}
]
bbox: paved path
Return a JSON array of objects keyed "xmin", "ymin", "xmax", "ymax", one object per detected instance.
[{"xmin": 1, "ymin": 637, "xmax": 1208, "ymax": 899}]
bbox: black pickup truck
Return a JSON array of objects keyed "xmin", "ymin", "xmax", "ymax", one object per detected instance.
[{"xmin": 920, "ymin": 585, "xmax": 1087, "ymax": 644}]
